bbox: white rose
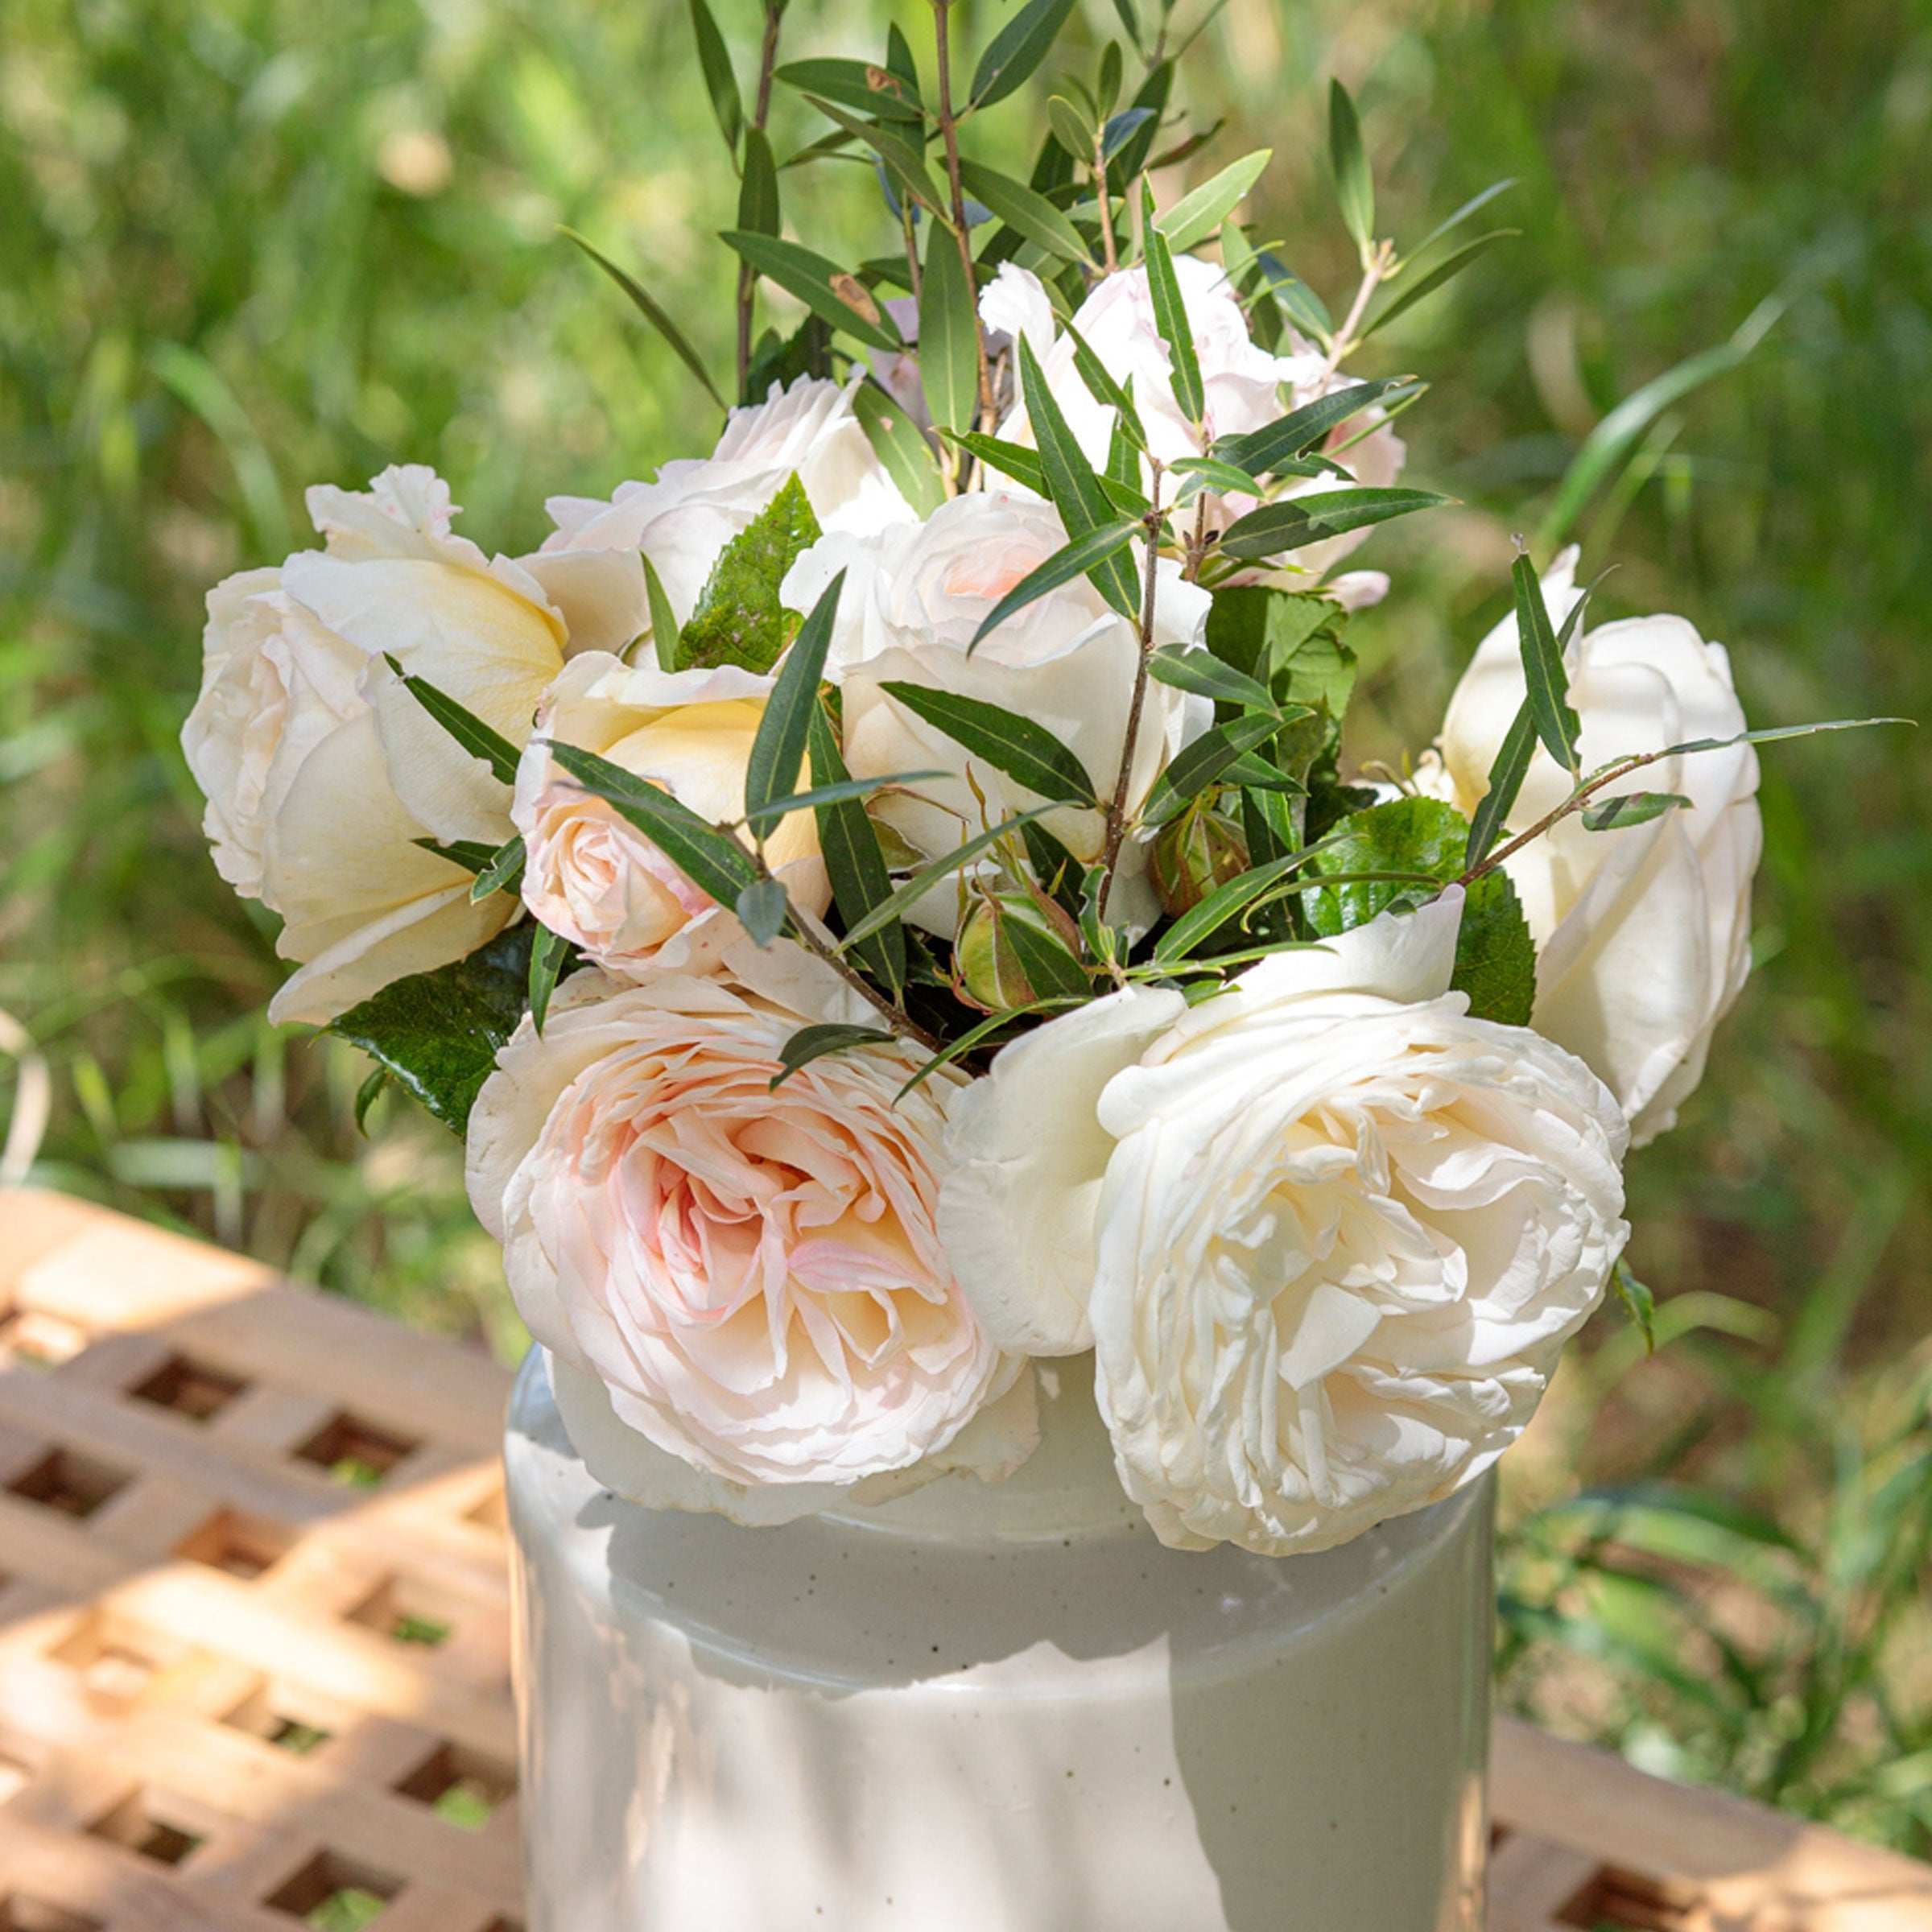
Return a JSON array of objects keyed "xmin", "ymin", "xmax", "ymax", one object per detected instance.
[
  {"xmin": 513, "ymin": 652, "xmax": 828, "ymax": 976},
  {"xmin": 181, "ymin": 466, "xmax": 646, "ymax": 1025},
  {"xmin": 940, "ymin": 894, "xmax": 1629, "ymax": 1555},
  {"xmin": 543, "ymin": 373, "xmax": 915, "ymax": 658},
  {"xmin": 782, "ymin": 490, "xmax": 1212, "ymax": 934},
  {"xmin": 466, "ymin": 937, "xmax": 1034, "ymax": 1517},
  {"xmin": 1418, "ymin": 550, "xmax": 1762, "ymax": 1145},
  {"xmin": 979, "ymin": 259, "xmax": 1405, "ymax": 597}
]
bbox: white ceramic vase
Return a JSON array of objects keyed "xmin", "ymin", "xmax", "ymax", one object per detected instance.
[{"xmin": 506, "ymin": 1345, "xmax": 1492, "ymax": 1932}]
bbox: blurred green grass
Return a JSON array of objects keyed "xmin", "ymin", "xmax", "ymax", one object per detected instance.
[{"xmin": 3, "ymin": 0, "xmax": 1928, "ymax": 1851}]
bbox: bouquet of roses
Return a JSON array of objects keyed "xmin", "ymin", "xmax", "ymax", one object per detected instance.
[{"xmin": 181, "ymin": 0, "xmax": 1889, "ymax": 1558}]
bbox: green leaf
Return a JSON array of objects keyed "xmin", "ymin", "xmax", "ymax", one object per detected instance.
[
  {"xmin": 1146, "ymin": 646, "xmax": 1279, "ymax": 712},
  {"xmin": 1662, "ymin": 716, "xmax": 1913, "ymax": 757},
  {"xmin": 1360, "ymin": 229, "xmax": 1517, "ymax": 342},
  {"xmin": 1612, "ymin": 1257, "xmax": 1657, "ymax": 1354},
  {"xmin": 850, "ymin": 381, "xmax": 946, "ymax": 518},
  {"xmin": 1327, "ymin": 78, "xmax": 1374, "ymax": 254},
  {"xmin": 737, "ymin": 128, "xmax": 781, "ymax": 237},
  {"xmin": 839, "ymin": 806, "xmax": 1077, "ymax": 951},
  {"xmin": 1152, "ymin": 844, "xmax": 1331, "ymax": 963},
  {"xmin": 721, "ymin": 232, "xmax": 905, "ymax": 353},
  {"xmin": 877, "ymin": 681, "xmax": 1097, "ymax": 805},
  {"xmin": 735, "ymin": 877, "xmax": 791, "ymax": 947},
  {"xmin": 1213, "ymin": 377, "xmax": 1403, "ymax": 477},
  {"xmin": 1017, "ymin": 336, "xmax": 1141, "ymax": 617},
  {"xmin": 1219, "ymin": 485, "xmax": 1449, "ymax": 562},
  {"xmin": 561, "ymin": 228, "xmax": 727, "ymax": 412},
  {"xmin": 1512, "ymin": 551, "xmax": 1582, "ymax": 774},
  {"xmin": 1047, "ymin": 94, "xmax": 1096, "ymax": 163},
  {"xmin": 745, "ymin": 569, "xmax": 844, "ymax": 821},
  {"xmin": 527, "ymin": 923, "xmax": 571, "ymax": 1034},
  {"xmin": 958, "ymin": 159, "xmax": 1092, "ymax": 266},
  {"xmin": 1257, "ymin": 255, "xmax": 1334, "ymax": 345},
  {"xmin": 353, "ymin": 1067, "xmax": 390, "ymax": 1136},
  {"xmin": 328, "ymin": 925, "xmax": 539, "ymax": 1135},
  {"xmin": 1156, "ymin": 150, "xmax": 1272, "ymax": 254},
  {"xmin": 547, "ymin": 741, "xmax": 758, "ymax": 907},
  {"xmin": 972, "ymin": 0, "xmax": 1076, "ymax": 108},
  {"xmin": 1140, "ymin": 714, "xmax": 1282, "ymax": 828},
  {"xmin": 1058, "ymin": 319, "xmax": 1148, "ymax": 449},
  {"xmin": 746, "ymin": 768, "xmax": 949, "ymax": 828},
  {"xmin": 1171, "ymin": 455, "xmax": 1269, "ymax": 500},
  {"xmin": 950, "ymin": 430, "xmax": 1047, "ymax": 495},
  {"xmin": 675, "ymin": 473, "xmax": 822, "ymax": 672},
  {"xmin": 469, "ymin": 834, "xmax": 526, "ymax": 902},
  {"xmin": 689, "ymin": 0, "xmax": 742, "ymax": 151},
  {"xmin": 771, "ymin": 1022, "xmax": 897, "ymax": 1090},
  {"xmin": 1000, "ymin": 905, "xmax": 1092, "ymax": 999},
  {"xmin": 1107, "ymin": 60, "xmax": 1170, "ymax": 180},
  {"xmin": 807, "ymin": 700, "xmax": 906, "ymax": 993},
  {"xmin": 1100, "ymin": 105, "xmax": 1154, "ymax": 161},
  {"xmin": 411, "ymin": 837, "xmax": 498, "ymax": 877},
  {"xmin": 642, "ymin": 553, "xmax": 681, "ymax": 672},
  {"xmin": 1464, "ymin": 701, "xmax": 1538, "ymax": 869},
  {"xmin": 1141, "ymin": 184, "xmax": 1204, "ymax": 425},
  {"xmin": 1406, "ymin": 177, "xmax": 1517, "ymax": 264},
  {"xmin": 1583, "ymin": 791, "xmax": 1694, "ymax": 832},
  {"xmin": 919, "ymin": 217, "xmax": 980, "ymax": 437},
  {"xmin": 1300, "ymin": 797, "xmax": 1538, "ymax": 1025},
  {"xmin": 969, "ymin": 518, "xmax": 1141, "ymax": 650},
  {"xmin": 895, "ymin": 997, "xmax": 1087, "ymax": 1098},
  {"xmin": 382, "ymin": 656, "xmax": 520, "ymax": 786},
  {"xmin": 802, "ymin": 97, "xmax": 945, "ymax": 216},
  {"xmin": 774, "ymin": 57, "xmax": 923, "ymax": 122}
]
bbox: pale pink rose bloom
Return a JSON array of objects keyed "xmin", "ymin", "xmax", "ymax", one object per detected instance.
[{"xmin": 467, "ymin": 941, "xmax": 1029, "ymax": 1498}]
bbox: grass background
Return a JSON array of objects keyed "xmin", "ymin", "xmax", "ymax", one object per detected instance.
[{"xmin": 4, "ymin": 0, "xmax": 1928, "ymax": 1854}]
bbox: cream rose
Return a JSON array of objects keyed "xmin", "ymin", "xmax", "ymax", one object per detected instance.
[
  {"xmin": 513, "ymin": 652, "xmax": 828, "ymax": 976},
  {"xmin": 782, "ymin": 491, "xmax": 1211, "ymax": 935},
  {"xmin": 180, "ymin": 466, "xmax": 646, "ymax": 1025},
  {"xmin": 940, "ymin": 894, "xmax": 1629, "ymax": 1555},
  {"xmin": 979, "ymin": 258, "xmax": 1405, "ymax": 600},
  {"xmin": 465, "ymin": 938, "xmax": 1032, "ymax": 1512},
  {"xmin": 1418, "ymin": 551, "xmax": 1762, "ymax": 1145},
  {"xmin": 543, "ymin": 373, "xmax": 915, "ymax": 658}
]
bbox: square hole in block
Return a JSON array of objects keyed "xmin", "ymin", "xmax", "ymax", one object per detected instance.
[
  {"xmin": 0, "ymin": 1898, "xmax": 105, "ymax": 1932},
  {"xmin": 6, "ymin": 1448, "xmax": 132, "ymax": 1520},
  {"xmin": 394, "ymin": 1740, "xmax": 516, "ymax": 1828},
  {"xmin": 129, "ymin": 1352, "xmax": 246, "ymax": 1422},
  {"xmin": 0, "ymin": 1311, "xmax": 89, "ymax": 1370},
  {"xmin": 263, "ymin": 1851, "xmax": 402, "ymax": 1928},
  {"xmin": 223, "ymin": 1681, "xmax": 339, "ymax": 1758},
  {"xmin": 1558, "ymin": 1864, "xmax": 1700, "ymax": 1931},
  {"xmin": 47, "ymin": 1616, "xmax": 163, "ymax": 1711},
  {"xmin": 86, "ymin": 1788, "xmax": 205, "ymax": 1867},
  {"xmin": 346, "ymin": 1575, "xmax": 466, "ymax": 1650},
  {"xmin": 292, "ymin": 1412, "xmax": 418, "ymax": 1488},
  {"xmin": 176, "ymin": 1508, "xmax": 294, "ymax": 1580}
]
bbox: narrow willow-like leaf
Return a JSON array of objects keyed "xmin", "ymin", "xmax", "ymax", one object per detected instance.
[
  {"xmin": 1100, "ymin": 105, "xmax": 1154, "ymax": 161},
  {"xmin": 746, "ymin": 767, "xmax": 948, "ymax": 828},
  {"xmin": 1107, "ymin": 60, "xmax": 1170, "ymax": 181},
  {"xmin": 951, "ymin": 431, "xmax": 1048, "ymax": 495},
  {"xmin": 722, "ymin": 232, "xmax": 904, "ymax": 353},
  {"xmin": 806, "ymin": 701, "xmax": 906, "ymax": 992},
  {"xmin": 745, "ymin": 571, "xmax": 844, "ymax": 819},
  {"xmin": 735, "ymin": 876, "xmax": 791, "ymax": 946},
  {"xmin": 770, "ymin": 1022, "xmax": 896, "ymax": 1090},
  {"xmin": 1001, "ymin": 909, "xmax": 1092, "ymax": 999},
  {"xmin": 803, "ymin": 97, "xmax": 944, "ymax": 216},
  {"xmin": 774, "ymin": 57, "xmax": 923, "ymax": 122},
  {"xmin": 968, "ymin": 518, "xmax": 1140, "ymax": 651},
  {"xmin": 851, "ymin": 382, "xmax": 945, "ymax": 518},
  {"xmin": 1139, "ymin": 713, "xmax": 1282, "ymax": 827},
  {"xmin": 1218, "ymin": 486, "xmax": 1449, "ymax": 560},
  {"xmin": 1582, "ymin": 791, "xmax": 1694, "ymax": 832},
  {"xmin": 1155, "ymin": 149, "xmax": 1271, "ymax": 254},
  {"xmin": 1612, "ymin": 1257, "xmax": 1657, "ymax": 1354},
  {"xmin": 737, "ymin": 128, "xmax": 780, "ymax": 237},
  {"xmin": 1405, "ymin": 177, "xmax": 1517, "ymax": 265},
  {"xmin": 840, "ymin": 806, "xmax": 1076, "ymax": 951},
  {"xmin": 1213, "ymin": 378, "xmax": 1402, "ymax": 477},
  {"xmin": 919, "ymin": 218, "xmax": 979, "ymax": 438},
  {"xmin": 1047, "ymin": 95, "xmax": 1096, "ymax": 162},
  {"xmin": 1141, "ymin": 184, "xmax": 1203, "ymax": 424},
  {"xmin": 877, "ymin": 682, "xmax": 1097, "ymax": 805},
  {"xmin": 382, "ymin": 655, "xmax": 519, "ymax": 786},
  {"xmin": 688, "ymin": 0, "xmax": 741, "ymax": 151},
  {"xmin": 1327, "ymin": 79, "xmax": 1373, "ymax": 253},
  {"xmin": 958, "ymin": 159, "xmax": 1092, "ymax": 266},
  {"xmin": 642, "ymin": 553, "xmax": 681, "ymax": 671},
  {"xmin": 1106, "ymin": 408, "xmax": 1140, "ymax": 491},
  {"xmin": 1463, "ymin": 701, "xmax": 1538, "ymax": 869},
  {"xmin": 1146, "ymin": 646, "xmax": 1278, "ymax": 712},
  {"xmin": 469, "ymin": 834, "xmax": 526, "ymax": 902},
  {"xmin": 1018, "ymin": 336, "xmax": 1141, "ymax": 617},
  {"xmin": 1059, "ymin": 318, "xmax": 1148, "ymax": 450},
  {"xmin": 1513, "ymin": 551, "xmax": 1581, "ymax": 774},
  {"xmin": 1258, "ymin": 254, "xmax": 1334, "ymax": 345},
  {"xmin": 527, "ymin": 924, "xmax": 571, "ymax": 1035},
  {"xmin": 547, "ymin": 741, "xmax": 757, "ymax": 906},
  {"xmin": 971, "ymin": 0, "xmax": 1076, "ymax": 108},
  {"xmin": 1151, "ymin": 844, "xmax": 1336, "ymax": 963},
  {"xmin": 1662, "ymin": 716, "xmax": 1913, "ymax": 757},
  {"xmin": 1360, "ymin": 229, "xmax": 1517, "ymax": 341},
  {"xmin": 894, "ymin": 997, "xmax": 1085, "ymax": 1098},
  {"xmin": 561, "ymin": 229, "xmax": 727, "ymax": 411}
]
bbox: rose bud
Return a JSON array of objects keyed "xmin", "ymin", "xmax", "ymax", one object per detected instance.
[
  {"xmin": 956, "ymin": 889, "xmax": 1083, "ymax": 1013},
  {"xmin": 1151, "ymin": 806, "xmax": 1250, "ymax": 918}
]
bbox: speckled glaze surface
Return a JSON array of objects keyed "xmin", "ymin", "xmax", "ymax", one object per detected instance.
[{"xmin": 505, "ymin": 1346, "xmax": 1492, "ymax": 1932}]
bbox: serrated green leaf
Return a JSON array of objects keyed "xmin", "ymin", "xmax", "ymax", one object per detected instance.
[
  {"xmin": 738, "ymin": 127, "xmax": 780, "ymax": 237},
  {"xmin": 1582, "ymin": 791, "xmax": 1694, "ymax": 831},
  {"xmin": 972, "ymin": 0, "xmax": 1076, "ymax": 107},
  {"xmin": 722, "ymin": 231, "xmax": 905, "ymax": 353},
  {"xmin": 806, "ymin": 701, "xmax": 906, "ymax": 992},
  {"xmin": 1212, "ymin": 377, "xmax": 1403, "ymax": 477},
  {"xmin": 969, "ymin": 518, "xmax": 1141, "ymax": 651},
  {"xmin": 1219, "ymin": 485, "xmax": 1449, "ymax": 561},
  {"xmin": 1513, "ymin": 551, "xmax": 1582, "ymax": 774},
  {"xmin": 328, "ymin": 925, "xmax": 539, "ymax": 1135},
  {"xmin": 1139, "ymin": 714, "xmax": 1282, "ymax": 827},
  {"xmin": 382, "ymin": 656, "xmax": 520, "ymax": 786},
  {"xmin": 877, "ymin": 681, "xmax": 1097, "ymax": 805},
  {"xmin": 850, "ymin": 381, "xmax": 945, "ymax": 518},
  {"xmin": 561, "ymin": 228, "xmax": 727, "ymax": 412},
  {"xmin": 770, "ymin": 1022, "xmax": 897, "ymax": 1089},
  {"xmin": 959, "ymin": 159, "xmax": 1092, "ymax": 266},
  {"xmin": 775, "ymin": 57, "xmax": 923, "ymax": 122},
  {"xmin": 1156, "ymin": 149, "xmax": 1272, "ymax": 254},
  {"xmin": 1327, "ymin": 78, "xmax": 1373, "ymax": 254},
  {"xmin": 745, "ymin": 569, "xmax": 843, "ymax": 820},
  {"xmin": 675, "ymin": 473, "xmax": 822, "ymax": 673},
  {"xmin": 919, "ymin": 217, "xmax": 980, "ymax": 438}
]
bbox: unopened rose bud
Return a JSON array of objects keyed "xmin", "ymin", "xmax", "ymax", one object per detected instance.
[
  {"xmin": 956, "ymin": 890, "xmax": 1082, "ymax": 1013},
  {"xmin": 1151, "ymin": 808, "xmax": 1249, "ymax": 917}
]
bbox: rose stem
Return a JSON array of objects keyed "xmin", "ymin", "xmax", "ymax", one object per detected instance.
[
  {"xmin": 1321, "ymin": 237, "xmax": 1393, "ymax": 378},
  {"xmin": 733, "ymin": 2, "xmax": 785, "ymax": 398},
  {"xmin": 1092, "ymin": 131, "xmax": 1119, "ymax": 274},
  {"xmin": 1098, "ymin": 463, "xmax": 1166, "ymax": 914},
  {"xmin": 931, "ymin": 0, "xmax": 996, "ymax": 440}
]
